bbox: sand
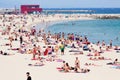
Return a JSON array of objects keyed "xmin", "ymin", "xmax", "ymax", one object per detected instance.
[{"xmin": 0, "ymin": 14, "xmax": 120, "ymax": 80}]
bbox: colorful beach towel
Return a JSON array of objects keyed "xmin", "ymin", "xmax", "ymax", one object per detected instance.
[
  {"xmin": 57, "ymin": 67, "xmax": 90, "ymax": 73},
  {"xmin": 55, "ymin": 59, "xmax": 63, "ymax": 62},
  {"xmin": 111, "ymin": 66, "xmax": 120, "ymax": 69}
]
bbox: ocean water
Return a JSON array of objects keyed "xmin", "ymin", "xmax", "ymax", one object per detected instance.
[
  {"xmin": 37, "ymin": 8, "xmax": 120, "ymax": 45},
  {"xmin": 45, "ymin": 19, "xmax": 120, "ymax": 46},
  {"xmin": 43, "ymin": 8, "xmax": 120, "ymax": 14}
]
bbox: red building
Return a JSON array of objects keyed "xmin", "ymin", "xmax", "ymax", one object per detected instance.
[{"xmin": 21, "ymin": 5, "xmax": 42, "ymax": 14}]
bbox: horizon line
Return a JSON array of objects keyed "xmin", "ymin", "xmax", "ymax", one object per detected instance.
[{"xmin": 0, "ymin": 7, "xmax": 120, "ymax": 9}]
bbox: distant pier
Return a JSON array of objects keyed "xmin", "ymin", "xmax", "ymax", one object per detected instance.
[{"xmin": 42, "ymin": 10, "xmax": 95, "ymax": 14}]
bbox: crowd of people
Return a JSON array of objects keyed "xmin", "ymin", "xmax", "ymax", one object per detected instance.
[
  {"xmin": 0, "ymin": 14, "xmax": 120, "ymax": 78},
  {"xmin": 60, "ymin": 57, "xmax": 90, "ymax": 73}
]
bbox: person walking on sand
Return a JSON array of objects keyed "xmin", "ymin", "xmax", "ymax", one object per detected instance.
[
  {"xmin": 26, "ymin": 72, "xmax": 32, "ymax": 80},
  {"xmin": 32, "ymin": 44, "xmax": 37, "ymax": 60}
]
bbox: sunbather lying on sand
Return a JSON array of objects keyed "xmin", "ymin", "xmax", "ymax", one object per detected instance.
[
  {"xmin": 0, "ymin": 50, "xmax": 15, "ymax": 56},
  {"xmin": 107, "ymin": 58, "xmax": 120, "ymax": 65},
  {"xmin": 89, "ymin": 56, "xmax": 111, "ymax": 60}
]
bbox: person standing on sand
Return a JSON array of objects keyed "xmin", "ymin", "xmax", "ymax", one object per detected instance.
[
  {"xmin": 54, "ymin": 44, "xmax": 59, "ymax": 55},
  {"xmin": 110, "ymin": 40, "xmax": 112, "ymax": 48},
  {"xmin": 32, "ymin": 44, "xmax": 37, "ymax": 60},
  {"xmin": 9, "ymin": 36, "xmax": 13, "ymax": 49},
  {"xmin": 20, "ymin": 36, "xmax": 23, "ymax": 45},
  {"xmin": 59, "ymin": 42, "xmax": 65, "ymax": 55},
  {"xmin": 26, "ymin": 72, "xmax": 32, "ymax": 80}
]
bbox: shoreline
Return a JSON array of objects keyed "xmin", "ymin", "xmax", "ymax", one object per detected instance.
[
  {"xmin": 0, "ymin": 14, "xmax": 119, "ymax": 46},
  {"xmin": 32, "ymin": 13, "xmax": 120, "ymax": 33}
]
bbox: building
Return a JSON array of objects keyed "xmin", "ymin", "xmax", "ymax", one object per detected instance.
[
  {"xmin": 0, "ymin": 8, "xmax": 19, "ymax": 14},
  {"xmin": 21, "ymin": 5, "xmax": 42, "ymax": 14}
]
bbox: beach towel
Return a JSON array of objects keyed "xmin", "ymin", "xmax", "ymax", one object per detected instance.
[
  {"xmin": 57, "ymin": 67, "xmax": 90, "ymax": 73},
  {"xmin": 87, "ymin": 54, "xmax": 93, "ymax": 56},
  {"xmin": 58, "ymin": 69, "xmax": 89, "ymax": 73},
  {"xmin": 28, "ymin": 64, "xmax": 44, "ymax": 67},
  {"xmin": 56, "ymin": 67, "xmax": 62, "ymax": 70},
  {"xmin": 70, "ymin": 53, "xmax": 83, "ymax": 55},
  {"xmin": 82, "ymin": 42, "xmax": 90, "ymax": 45},
  {"xmin": 44, "ymin": 49, "xmax": 48, "ymax": 56},
  {"xmin": 11, "ymin": 48, "xmax": 19, "ymax": 50},
  {"xmin": 116, "ymin": 50, "xmax": 120, "ymax": 53},
  {"xmin": 69, "ymin": 50, "xmax": 81, "ymax": 52},
  {"xmin": 111, "ymin": 66, "xmax": 120, "ymax": 69},
  {"xmin": 31, "ymin": 58, "xmax": 38, "ymax": 60},
  {"xmin": 112, "ymin": 64, "xmax": 120, "ymax": 66},
  {"xmin": 1, "ymin": 53, "xmax": 15, "ymax": 56},
  {"xmin": 89, "ymin": 58, "xmax": 111, "ymax": 61},
  {"xmin": 85, "ymin": 64, "xmax": 102, "ymax": 67},
  {"xmin": 55, "ymin": 59, "xmax": 63, "ymax": 62}
]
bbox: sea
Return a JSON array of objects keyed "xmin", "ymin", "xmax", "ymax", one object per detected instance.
[
  {"xmin": 43, "ymin": 8, "xmax": 120, "ymax": 14},
  {"xmin": 37, "ymin": 8, "xmax": 120, "ymax": 46}
]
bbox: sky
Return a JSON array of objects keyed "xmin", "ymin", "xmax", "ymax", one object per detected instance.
[{"xmin": 0, "ymin": 0, "xmax": 120, "ymax": 8}]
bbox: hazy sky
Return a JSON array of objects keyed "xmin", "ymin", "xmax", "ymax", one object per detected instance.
[{"xmin": 0, "ymin": 0, "xmax": 120, "ymax": 8}]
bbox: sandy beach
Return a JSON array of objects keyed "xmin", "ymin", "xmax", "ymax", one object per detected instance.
[{"xmin": 0, "ymin": 14, "xmax": 120, "ymax": 80}]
